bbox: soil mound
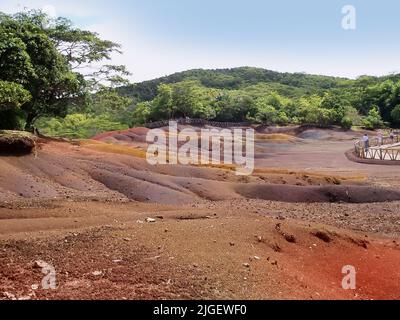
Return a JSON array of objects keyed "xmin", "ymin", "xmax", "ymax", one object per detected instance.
[
  {"xmin": 0, "ymin": 131, "xmax": 36, "ymax": 155},
  {"xmin": 236, "ymin": 184, "xmax": 400, "ymax": 203}
]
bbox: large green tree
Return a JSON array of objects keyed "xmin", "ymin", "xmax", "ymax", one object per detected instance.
[{"xmin": 0, "ymin": 10, "xmax": 130, "ymax": 131}]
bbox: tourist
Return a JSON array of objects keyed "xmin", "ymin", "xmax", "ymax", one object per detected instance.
[
  {"xmin": 363, "ymin": 134, "xmax": 369, "ymax": 152},
  {"xmin": 390, "ymin": 130, "xmax": 395, "ymax": 144}
]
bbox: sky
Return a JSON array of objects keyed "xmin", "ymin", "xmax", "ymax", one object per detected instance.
[{"xmin": 1, "ymin": 0, "xmax": 400, "ymax": 82}]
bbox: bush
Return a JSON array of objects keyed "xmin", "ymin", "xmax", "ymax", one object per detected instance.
[
  {"xmin": 363, "ymin": 106, "xmax": 385, "ymax": 130},
  {"xmin": 36, "ymin": 114, "xmax": 129, "ymax": 139},
  {"xmin": 340, "ymin": 116, "xmax": 353, "ymax": 130}
]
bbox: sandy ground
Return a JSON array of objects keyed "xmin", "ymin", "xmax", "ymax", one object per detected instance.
[{"xmin": 1, "ymin": 126, "xmax": 399, "ymax": 300}]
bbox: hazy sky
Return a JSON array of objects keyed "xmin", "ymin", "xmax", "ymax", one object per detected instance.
[{"xmin": 1, "ymin": 0, "xmax": 400, "ymax": 82}]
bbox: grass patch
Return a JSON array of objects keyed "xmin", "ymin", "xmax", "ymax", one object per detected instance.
[{"xmin": 80, "ymin": 140, "xmax": 147, "ymax": 159}]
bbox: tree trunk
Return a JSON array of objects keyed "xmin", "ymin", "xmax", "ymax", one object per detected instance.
[{"xmin": 25, "ymin": 113, "xmax": 36, "ymax": 132}]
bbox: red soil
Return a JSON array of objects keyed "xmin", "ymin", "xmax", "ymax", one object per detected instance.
[{"xmin": 0, "ymin": 127, "xmax": 399, "ymax": 300}]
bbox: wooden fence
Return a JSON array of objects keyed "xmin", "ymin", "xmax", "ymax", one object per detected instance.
[
  {"xmin": 144, "ymin": 118, "xmax": 251, "ymax": 129},
  {"xmin": 355, "ymin": 134, "xmax": 400, "ymax": 161}
]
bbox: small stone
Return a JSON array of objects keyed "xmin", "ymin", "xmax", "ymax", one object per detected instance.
[
  {"xmin": 146, "ymin": 218, "xmax": 156, "ymax": 223},
  {"xmin": 123, "ymin": 238, "xmax": 131, "ymax": 242},
  {"xmin": 243, "ymin": 263, "xmax": 250, "ymax": 268},
  {"xmin": 229, "ymin": 242, "xmax": 235, "ymax": 247},
  {"xmin": 33, "ymin": 260, "xmax": 47, "ymax": 269},
  {"xmin": 31, "ymin": 284, "xmax": 39, "ymax": 290},
  {"xmin": 136, "ymin": 220, "xmax": 144, "ymax": 224},
  {"xmin": 3, "ymin": 292, "xmax": 17, "ymax": 300},
  {"xmin": 253, "ymin": 256, "xmax": 261, "ymax": 261},
  {"xmin": 92, "ymin": 271, "xmax": 102, "ymax": 276}
]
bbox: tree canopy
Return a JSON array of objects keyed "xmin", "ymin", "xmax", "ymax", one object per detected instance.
[
  {"xmin": 122, "ymin": 67, "xmax": 400, "ymax": 129},
  {"xmin": 0, "ymin": 10, "xmax": 130, "ymax": 131}
]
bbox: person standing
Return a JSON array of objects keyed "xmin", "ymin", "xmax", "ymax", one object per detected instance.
[
  {"xmin": 363, "ymin": 134, "xmax": 369, "ymax": 152},
  {"xmin": 390, "ymin": 130, "xmax": 395, "ymax": 144}
]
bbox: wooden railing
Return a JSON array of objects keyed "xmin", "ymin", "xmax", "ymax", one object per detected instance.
[
  {"xmin": 354, "ymin": 134, "xmax": 400, "ymax": 161},
  {"xmin": 144, "ymin": 118, "xmax": 250, "ymax": 129}
]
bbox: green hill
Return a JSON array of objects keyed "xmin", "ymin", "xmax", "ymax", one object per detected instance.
[{"xmin": 120, "ymin": 67, "xmax": 354, "ymax": 101}]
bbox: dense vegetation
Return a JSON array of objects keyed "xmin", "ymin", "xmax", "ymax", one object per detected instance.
[
  {"xmin": 1, "ymin": 11, "xmax": 400, "ymax": 139},
  {"xmin": 126, "ymin": 68, "xmax": 400, "ymax": 130},
  {"xmin": 0, "ymin": 10, "xmax": 132, "ymax": 136}
]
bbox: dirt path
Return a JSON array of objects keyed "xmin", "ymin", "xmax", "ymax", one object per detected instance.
[{"xmin": 1, "ymin": 200, "xmax": 399, "ymax": 300}]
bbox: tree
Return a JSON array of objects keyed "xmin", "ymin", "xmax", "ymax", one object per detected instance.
[
  {"xmin": 0, "ymin": 11, "xmax": 130, "ymax": 131},
  {"xmin": 150, "ymin": 84, "xmax": 174, "ymax": 120},
  {"xmin": 363, "ymin": 106, "xmax": 385, "ymax": 130},
  {"xmin": 89, "ymin": 88, "xmax": 133, "ymax": 125},
  {"xmin": 0, "ymin": 81, "xmax": 31, "ymax": 110},
  {"xmin": 391, "ymin": 105, "xmax": 400, "ymax": 126},
  {"xmin": 0, "ymin": 81, "xmax": 31, "ymax": 129},
  {"xmin": 132, "ymin": 102, "xmax": 152, "ymax": 125},
  {"xmin": 340, "ymin": 116, "xmax": 353, "ymax": 130}
]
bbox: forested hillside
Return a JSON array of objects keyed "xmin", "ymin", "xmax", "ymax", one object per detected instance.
[
  {"xmin": 122, "ymin": 68, "xmax": 400, "ymax": 130},
  {"xmin": 119, "ymin": 67, "xmax": 351, "ymax": 101}
]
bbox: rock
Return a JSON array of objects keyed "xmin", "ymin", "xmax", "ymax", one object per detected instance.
[
  {"xmin": 3, "ymin": 292, "xmax": 16, "ymax": 300},
  {"xmin": 92, "ymin": 271, "xmax": 103, "ymax": 276},
  {"xmin": 123, "ymin": 238, "xmax": 131, "ymax": 242},
  {"xmin": 243, "ymin": 263, "xmax": 250, "ymax": 268},
  {"xmin": 253, "ymin": 256, "xmax": 261, "ymax": 261},
  {"xmin": 156, "ymin": 215, "xmax": 164, "ymax": 220},
  {"xmin": 31, "ymin": 284, "xmax": 39, "ymax": 290},
  {"xmin": 136, "ymin": 220, "xmax": 144, "ymax": 224},
  {"xmin": 229, "ymin": 242, "xmax": 235, "ymax": 247},
  {"xmin": 145, "ymin": 218, "xmax": 156, "ymax": 223},
  {"xmin": 113, "ymin": 260, "xmax": 123, "ymax": 264}
]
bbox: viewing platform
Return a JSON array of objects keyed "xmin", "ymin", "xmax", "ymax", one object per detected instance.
[{"xmin": 355, "ymin": 134, "xmax": 400, "ymax": 161}]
